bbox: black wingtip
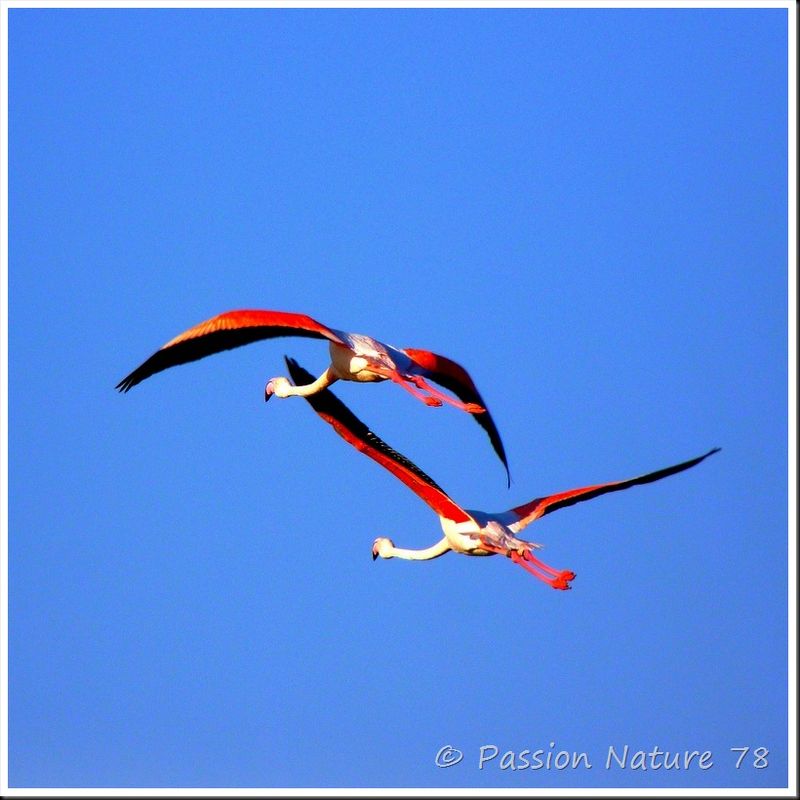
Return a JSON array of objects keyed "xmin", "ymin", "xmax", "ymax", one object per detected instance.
[
  {"xmin": 115, "ymin": 367, "xmax": 145, "ymax": 393},
  {"xmin": 284, "ymin": 355, "xmax": 300, "ymax": 382},
  {"xmin": 678, "ymin": 446, "xmax": 720, "ymax": 474}
]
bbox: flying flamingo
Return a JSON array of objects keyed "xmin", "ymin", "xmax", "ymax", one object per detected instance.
[
  {"xmin": 116, "ymin": 309, "xmax": 510, "ymax": 483},
  {"xmin": 284, "ymin": 357, "xmax": 719, "ymax": 590}
]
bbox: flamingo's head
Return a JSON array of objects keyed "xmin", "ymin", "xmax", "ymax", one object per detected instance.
[
  {"xmin": 372, "ymin": 537, "xmax": 395, "ymax": 560},
  {"xmin": 264, "ymin": 376, "xmax": 292, "ymax": 401}
]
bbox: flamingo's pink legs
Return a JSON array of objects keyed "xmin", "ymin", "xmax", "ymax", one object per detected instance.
[
  {"xmin": 479, "ymin": 534, "xmax": 575, "ymax": 591},
  {"xmin": 513, "ymin": 551, "xmax": 576, "ymax": 591},
  {"xmin": 366, "ymin": 364, "xmax": 485, "ymax": 412},
  {"xmin": 406, "ymin": 374, "xmax": 485, "ymax": 414},
  {"xmin": 367, "ymin": 365, "xmax": 443, "ymax": 407}
]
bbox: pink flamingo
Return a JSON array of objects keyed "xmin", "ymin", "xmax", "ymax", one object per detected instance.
[
  {"xmin": 285, "ymin": 357, "xmax": 719, "ymax": 590},
  {"xmin": 117, "ymin": 309, "xmax": 509, "ymax": 482}
]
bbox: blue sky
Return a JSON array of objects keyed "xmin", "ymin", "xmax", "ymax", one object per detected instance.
[{"xmin": 8, "ymin": 5, "xmax": 790, "ymax": 790}]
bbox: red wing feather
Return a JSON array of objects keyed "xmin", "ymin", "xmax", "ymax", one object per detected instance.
[
  {"xmin": 403, "ymin": 348, "xmax": 510, "ymax": 485},
  {"xmin": 285, "ymin": 357, "xmax": 473, "ymax": 524},
  {"xmin": 508, "ymin": 448, "xmax": 720, "ymax": 532},
  {"xmin": 117, "ymin": 310, "xmax": 344, "ymax": 392}
]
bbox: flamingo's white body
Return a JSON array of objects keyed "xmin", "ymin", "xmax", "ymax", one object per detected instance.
[
  {"xmin": 117, "ymin": 309, "xmax": 510, "ymax": 482},
  {"xmin": 286, "ymin": 357, "xmax": 719, "ymax": 590}
]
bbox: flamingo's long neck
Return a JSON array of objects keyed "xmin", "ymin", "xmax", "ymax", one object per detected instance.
[
  {"xmin": 284, "ymin": 367, "xmax": 337, "ymax": 396},
  {"xmin": 386, "ymin": 537, "xmax": 451, "ymax": 560}
]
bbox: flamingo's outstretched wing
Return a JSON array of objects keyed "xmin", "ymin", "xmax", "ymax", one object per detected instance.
[
  {"xmin": 117, "ymin": 310, "xmax": 345, "ymax": 392},
  {"xmin": 403, "ymin": 348, "xmax": 510, "ymax": 486},
  {"xmin": 285, "ymin": 357, "xmax": 473, "ymax": 524},
  {"xmin": 502, "ymin": 447, "xmax": 720, "ymax": 533}
]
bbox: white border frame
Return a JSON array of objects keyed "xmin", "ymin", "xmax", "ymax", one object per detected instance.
[{"xmin": 0, "ymin": 1, "xmax": 795, "ymax": 796}]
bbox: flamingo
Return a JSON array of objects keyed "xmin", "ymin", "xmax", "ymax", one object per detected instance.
[
  {"xmin": 284, "ymin": 357, "xmax": 719, "ymax": 590},
  {"xmin": 116, "ymin": 309, "xmax": 510, "ymax": 483}
]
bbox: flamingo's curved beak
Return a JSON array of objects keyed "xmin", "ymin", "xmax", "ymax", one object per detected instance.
[
  {"xmin": 264, "ymin": 380, "xmax": 275, "ymax": 402},
  {"xmin": 371, "ymin": 543, "xmax": 379, "ymax": 561}
]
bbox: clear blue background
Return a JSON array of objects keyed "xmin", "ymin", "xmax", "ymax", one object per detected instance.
[{"xmin": 9, "ymin": 6, "xmax": 788, "ymax": 789}]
